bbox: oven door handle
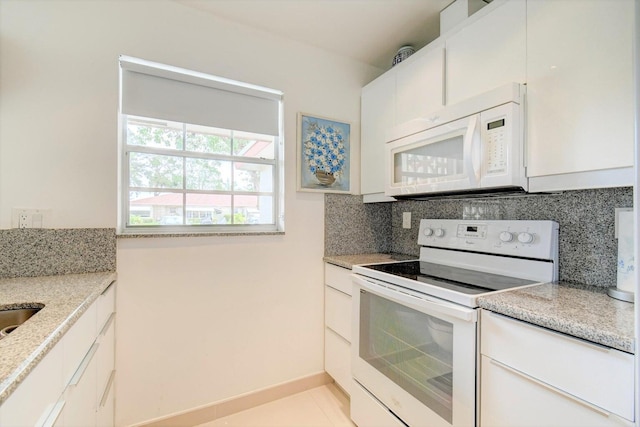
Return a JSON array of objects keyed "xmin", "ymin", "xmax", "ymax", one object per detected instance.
[{"xmin": 353, "ymin": 275, "xmax": 477, "ymax": 323}]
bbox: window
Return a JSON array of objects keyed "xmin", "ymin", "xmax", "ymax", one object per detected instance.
[{"xmin": 118, "ymin": 56, "xmax": 284, "ymax": 234}]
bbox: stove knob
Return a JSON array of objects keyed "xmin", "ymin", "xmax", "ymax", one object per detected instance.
[
  {"xmin": 423, "ymin": 227, "xmax": 434, "ymax": 237},
  {"xmin": 518, "ymin": 232, "xmax": 534, "ymax": 243},
  {"xmin": 434, "ymin": 228, "xmax": 445, "ymax": 238},
  {"xmin": 499, "ymin": 231, "xmax": 514, "ymax": 242}
]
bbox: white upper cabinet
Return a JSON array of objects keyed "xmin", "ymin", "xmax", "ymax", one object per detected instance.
[
  {"xmin": 526, "ymin": 0, "xmax": 634, "ymax": 191},
  {"xmin": 444, "ymin": 0, "xmax": 526, "ymax": 106},
  {"xmin": 361, "ymin": 71, "xmax": 397, "ymax": 200},
  {"xmin": 396, "ymin": 40, "xmax": 445, "ymax": 125}
]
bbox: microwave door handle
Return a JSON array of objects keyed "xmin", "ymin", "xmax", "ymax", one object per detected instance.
[{"xmin": 463, "ymin": 115, "xmax": 481, "ymax": 185}]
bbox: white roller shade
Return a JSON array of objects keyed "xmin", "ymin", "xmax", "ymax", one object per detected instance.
[{"xmin": 120, "ymin": 56, "xmax": 282, "ymax": 136}]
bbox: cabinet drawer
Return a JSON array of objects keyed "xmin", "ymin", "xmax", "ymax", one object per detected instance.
[
  {"xmin": 481, "ymin": 310, "xmax": 635, "ymax": 420},
  {"xmin": 325, "ymin": 328, "xmax": 351, "ymax": 395},
  {"xmin": 325, "ymin": 285, "xmax": 351, "ymax": 341},
  {"xmin": 96, "ymin": 313, "xmax": 115, "ymax": 396},
  {"xmin": 324, "ymin": 263, "xmax": 352, "ymax": 296},
  {"xmin": 63, "ymin": 302, "xmax": 97, "ymax": 386},
  {"xmin": 351, "ymin": 380, "xmax": 406, "ymax": 427},
  {"xmin": 481, "ymin": 355, "xmax": 633, "ymax": 427},
  {"xmin": 97, "ymin": 282, "xmax": 115, "ymax": 332}
]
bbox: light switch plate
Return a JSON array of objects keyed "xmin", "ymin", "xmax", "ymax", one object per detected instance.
[{"xmin": 11, "ymin": 208, "xmax": 50, "ymax": 229}]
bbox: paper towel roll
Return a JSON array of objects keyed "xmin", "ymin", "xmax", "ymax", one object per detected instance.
[{"xmin": 616, "ymin": 210, "xmax": 635, "ymax": 294}]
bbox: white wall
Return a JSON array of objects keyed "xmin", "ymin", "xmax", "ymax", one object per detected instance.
[{"xmin": 0, "ymin": 1, "xmax": 381, "ymax": 424}]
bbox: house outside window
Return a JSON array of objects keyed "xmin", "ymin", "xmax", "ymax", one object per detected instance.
[{"xmin": 118, "ymin": 56, "xmax": 284, "ymax": 235}]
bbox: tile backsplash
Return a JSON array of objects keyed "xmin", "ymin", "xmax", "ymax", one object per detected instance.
[
  {"xmin": 325, "ymin": 187, "xmax": 633, "ymax": 287},
  {"xmin": 0, "ymin": 228, "xmax": 116, "ymax": 278}
]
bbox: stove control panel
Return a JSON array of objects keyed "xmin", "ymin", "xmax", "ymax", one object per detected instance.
[{"xmin": 418, "ymin": 219, "xmax": 559, "ymax": 260}]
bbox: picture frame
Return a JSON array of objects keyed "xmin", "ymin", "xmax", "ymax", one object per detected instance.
[{"xmin": 297, "ymin": 112, "xmax": 351, "ymax": 193}]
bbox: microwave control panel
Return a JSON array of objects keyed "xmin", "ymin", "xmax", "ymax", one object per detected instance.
[{"xmin": 485, "ymin": 118, "xmax": 507, "ymax": 174}]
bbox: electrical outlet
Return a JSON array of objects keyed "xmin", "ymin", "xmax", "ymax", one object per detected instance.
[
  {"xmin": 402, "ymin": 212, "xmax": 411, "ymax": 229},
  {"xmin": 12, "ymin": 208, "xmax": 50, "ymax": 229}
]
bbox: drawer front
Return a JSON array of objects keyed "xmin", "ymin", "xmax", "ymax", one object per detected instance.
[
  {"xmin": 96, "ymin": 313, "xmax": 115, "ymax": 396},
  {"xmin": 481, "ymin": 355, "xmax": 634, "ymax": 427},
  {"xmin": 325, "ymin": 285, "xmax": 351, "ymax": 341},
  {"xmin": 325, "ymin": 328, "xmax": 351, "ymax": 395},
  {"xmin": 350, "ymin": 380, "xmax": 406, "ymax": 427},
  {"xmin": 481, "ymin": 310, "xmax": 635, "ymax": 420},
  {"xmin": 97, "ymin": 282, "xmax": 115, "ymax": 332},
  {"xmin": 63, "ymin": 302, "xmax": 97, "ymax": 386},
  {"xmin": 324, "ymin": 263, "xmax": 353, "ymax": 296}
]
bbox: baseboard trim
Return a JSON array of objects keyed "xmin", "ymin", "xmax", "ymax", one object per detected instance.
[{"xmin": 133, "ymin": 371, "xmax": 332, "ymax": 427}]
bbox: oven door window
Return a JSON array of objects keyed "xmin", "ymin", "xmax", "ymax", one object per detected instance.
[{"xmin": 360, "ymin": 290, "xmax": 454, "ymax": 423}]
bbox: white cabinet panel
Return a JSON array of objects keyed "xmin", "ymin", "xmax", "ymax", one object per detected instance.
[
  {"xmin": 325, "ymin": 286, "xmax": 351, "ymax": 341},
  {"xmin": 396, "ymin": 41, "xmax": 444, "ymax": 124},
  {"xmin": 361, "ymin": 71, "xmax": 396, "ymax": 198},
  {"xmin": 445, "ymin": 0, "xmax": 526, "ymax": 106},
  {"xmin": 0, "ymin": 341, "xmax": 64, "ymax": 426},
  {"xmin": 481, "ymin": 310, "xmax": 635, "ymax": 424},
  {"xmin": 325, "ymin": 328, "xmax": 351, "ymax": 395},
  {"xmin": 324, "ymin": 263, "xmax": 353, "ymax": 296},
  {"xmin": 526, "ymin": 0, "xmax": 634, "ymax": 184},
  {"xmin": 63, "ymin": 303, "xmax": 97, "ymax": 386},
  {"xmin": 324, "ymin": 263, "xmax": 352, "ymax": 394},
  {"xmin": 481, "ymin": 355, "xmax": 633, "ymax": 427}
]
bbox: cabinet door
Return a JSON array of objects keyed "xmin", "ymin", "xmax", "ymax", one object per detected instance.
[
  {"xmin": 445, "ymin": 0, "xmax": 526, "ymax": 106},
  {"xmin": 526, "ymin": 0, "xmax": 634, "ymax": 183},
  {"xmin": 361, "ymin": 71, "xmax": 396, "ymax": 197},
  {"xmin": 396, "ymin": 40, "xmax": 444, "ymax": 124},
  {"xmin": 64, "ymin": 343, "xmax": 99, "ymax": 427},
  {"xmin": 481, "ymin": 355, "xmax": 634, "ymax": 427},
  {"xmin": 325, "ymin": 328, "xmax": 351, "ymax": 395}
]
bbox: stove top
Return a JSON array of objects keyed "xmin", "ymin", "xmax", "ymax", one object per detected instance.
[{"xmin": 362, "ymin": 260, "xmax": 537, "ymax": 295}]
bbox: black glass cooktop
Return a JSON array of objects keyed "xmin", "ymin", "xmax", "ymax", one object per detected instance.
[{"xmin": 362, "ymin": 261, "xmax": 537, "ymax": 295}]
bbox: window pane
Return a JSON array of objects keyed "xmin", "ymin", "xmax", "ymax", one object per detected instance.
[
  {"xmin": 186, "ymin": 193, "xmax": 231, "ymax": 224},
  {"xmin": 127, "ymin": 116, "xmax": 183, "ymax": 150},
  {"xmin": 233, "ymin": 131, "xmax": 275, "ymax": 159},
  {"xmin": 234, "ymin": 195, "xmax": 273, "ymax": 225},
  {"xmin": 234, "ymin": 163, "xmax": 273, "ymax": 192},
  {"xmin": 129, "ymin": 152, "xmax": 183, "ymax": 189},
  {"xmin": 186, "ymin": 158, "xmax": 232, "ymax": 191},
  {"xmin": 186, "ymin": 124, "xmax": 232, "ymax": 155},
  {"xmin": 129, "ymin": 192, "xmax": 184, "ymax": 226}
]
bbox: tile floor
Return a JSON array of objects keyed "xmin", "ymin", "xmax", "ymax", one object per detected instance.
[{"xmin": 196, "ymin": 384, "xmax": 355, "ymax": 427}]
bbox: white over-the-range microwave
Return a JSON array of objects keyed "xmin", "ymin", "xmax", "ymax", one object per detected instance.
[{"xmin": 385, "ymin": 83, "xmax": 527, "ymax": 199}]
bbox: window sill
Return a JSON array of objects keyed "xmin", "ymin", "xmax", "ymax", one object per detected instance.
[{"xmin": 117, "ymin": 230, "xmax": 285, "ymax": 238}]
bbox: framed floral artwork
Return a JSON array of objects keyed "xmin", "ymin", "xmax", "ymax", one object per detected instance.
[{"xmin": 297, "ymin": 113, "xmax": 351, "ymax": 193}]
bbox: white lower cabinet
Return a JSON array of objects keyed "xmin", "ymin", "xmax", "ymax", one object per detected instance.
[
  {"xmin": 480, "ymin": 310, "xmax": 635, "ymax": 427},
  {"xmin": 0, "ymin": 281, "xmax": 116, "ymax": 427},
  {"xmin": 324, "ymin": 263, "xmax": 352, "ymax": 395}
]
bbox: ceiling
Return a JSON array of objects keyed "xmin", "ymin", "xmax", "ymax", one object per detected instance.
[{"xmin": 176, "ymin": 0, "xmax": 455, "ymax": 70}]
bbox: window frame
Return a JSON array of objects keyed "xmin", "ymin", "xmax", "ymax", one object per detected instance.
[{"xmin": 117, "ymin": 60, "xmax": 284, "ymax": 236}]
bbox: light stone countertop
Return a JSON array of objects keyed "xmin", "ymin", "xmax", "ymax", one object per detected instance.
[
  {"xmin": 0, "ymin": 272, "xmax": 116, "ymax": 404},
  {"xmin": 478, "ymin": 282, "xmax": 635, "ymax": 354}
]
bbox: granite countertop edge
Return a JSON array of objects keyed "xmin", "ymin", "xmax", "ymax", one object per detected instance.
[
  {"xmin": 0, "ymin": 271, "xmax": 117, "ymax": 404},
  {"xmin": 477, "ymin": 282, "xmax": 635, "ymax": 354}
]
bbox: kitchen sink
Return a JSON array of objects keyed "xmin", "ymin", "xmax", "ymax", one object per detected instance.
[{"xmin": 0, "ymin": 306, "xmax": 43, "ymax": 339}]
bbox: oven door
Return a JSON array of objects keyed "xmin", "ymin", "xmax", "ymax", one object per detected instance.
[{"xmin": 352, "ymin": 274, "xmax": 478, "ymax": 427}]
